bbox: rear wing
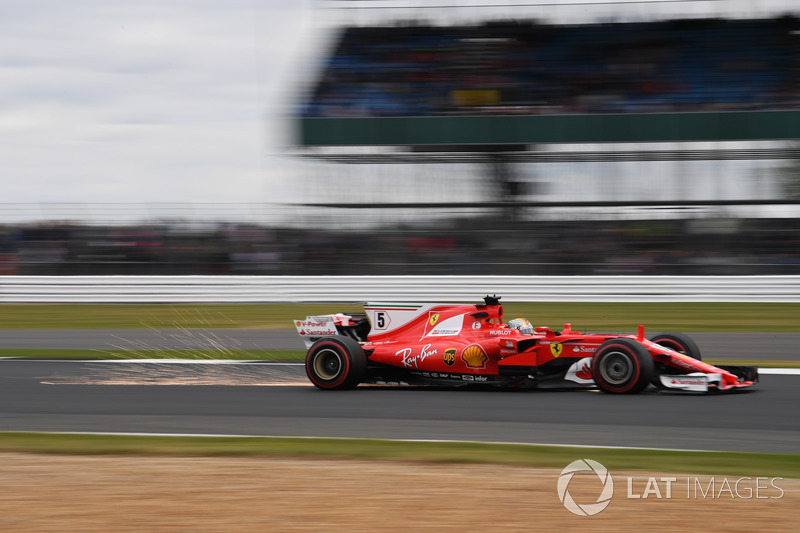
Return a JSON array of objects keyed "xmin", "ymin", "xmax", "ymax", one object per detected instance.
[
  {"xmin": 294, "ymin": 313, "xmax": 370, "ymax": 349},
  {"xmin": 295, "ymin": 298, "xmax": 499, "ymax": 348}
]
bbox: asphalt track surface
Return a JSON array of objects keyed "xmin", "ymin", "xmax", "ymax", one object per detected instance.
[
  {"xmin": 0, "ymin": 358, "xmax": 797, "ymax": 454},
  {"xmin": 0, "ymin": 330, "xmax": 798, "ymax": 454}
]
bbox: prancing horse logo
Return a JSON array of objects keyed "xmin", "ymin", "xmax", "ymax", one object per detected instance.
[{"xmin": 550, "ymin": 342, "xmax": 563, "ymax": 358}]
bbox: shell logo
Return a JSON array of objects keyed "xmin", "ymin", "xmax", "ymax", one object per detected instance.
[{"xmin": 461, "ymin": 344, "xmax": 488, "ymax": 369}]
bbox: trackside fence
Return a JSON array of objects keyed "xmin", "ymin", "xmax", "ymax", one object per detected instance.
[{"xmin": 1, "ymin": 276, "xmax": 799, "ymax": 303}]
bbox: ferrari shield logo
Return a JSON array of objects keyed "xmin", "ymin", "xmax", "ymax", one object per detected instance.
[
  {"xmin": 550, "ymin": 342, "xmax": 563, "ymax": 358},
  {"xmin": 430, "ymin": 314, "xmax": 440, "ymax": 326}
]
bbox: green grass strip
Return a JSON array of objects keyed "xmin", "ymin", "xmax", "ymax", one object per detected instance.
[
  {"xmin": 0, "ymin": 303, "xmax": 363, "ymax": 330},
  {"xmin": 0, "ymin": 432, "xmax": 796, "ymax": 478},
  {"xmin": 2, "ymin": 302, "xmax": 800, "ymax": 331}
]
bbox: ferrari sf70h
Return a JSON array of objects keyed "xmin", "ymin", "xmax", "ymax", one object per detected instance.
[{"xmin": 294, "ymin": 296, "xmax": 757, "ymax": 394}]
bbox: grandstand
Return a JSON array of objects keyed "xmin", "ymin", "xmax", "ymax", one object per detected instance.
[{"xmin": 293, "ymin": 3, "xmax": 800, "ymax": 218}]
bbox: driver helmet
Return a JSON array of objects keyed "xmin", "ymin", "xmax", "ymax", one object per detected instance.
[{"xmin": 507, "ymin": 318, "xmax": 533, "ymax": 335}]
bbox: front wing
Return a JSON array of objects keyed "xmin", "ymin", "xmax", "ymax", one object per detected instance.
[
  {"xmin": 563, "ymin": 358, "xmax": 758, "ymax": 393},
  {"xmin": 659, "ymin": 365, "xmax": 759, "ymax": 392}
]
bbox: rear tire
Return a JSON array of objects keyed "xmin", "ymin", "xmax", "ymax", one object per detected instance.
[
  {"xmin": 305, "ymin": 337, "xmax": 367, "ymax": 390},
  {"xmin": 650, "ymin": 332, "xmax": 702, "ymax": 361},
  {"xmin": 591, "ymin": 338, "xmax": 654, "ymax": 394}
]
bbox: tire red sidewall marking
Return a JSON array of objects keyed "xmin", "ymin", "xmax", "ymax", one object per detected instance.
[
  {"xmin": 596, "ymin": 343, "xmax": 641, "ymax": 393},
  {"xmin": 307, "ymin": 341, "xmax": 351, "ymax": 389}
]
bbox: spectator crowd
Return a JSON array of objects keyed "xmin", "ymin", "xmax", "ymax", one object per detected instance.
[
  {"xmin": 302, "ymin": 16, "xmax": 799, "ymax": 117},
  {"xmin": 1, "ymin": 216, "xmax": 798, "ymax": 276}
]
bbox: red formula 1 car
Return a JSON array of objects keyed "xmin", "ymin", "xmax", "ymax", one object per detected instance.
[{"xmin": 295, "ymin": 296, "xmax": 758, "ymax": 394}]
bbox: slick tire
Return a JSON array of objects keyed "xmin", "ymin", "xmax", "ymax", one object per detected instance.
[
  {"xmin": 592, "ymin": 338, "xmax": 654, "ymax": 394},
  {"xmin": 305, "ymin": 337, "xmax": 367, "ymax": 390},
  {"xmin": 649, "ymin": 332, "xmax": 702, "ymax": 361}
]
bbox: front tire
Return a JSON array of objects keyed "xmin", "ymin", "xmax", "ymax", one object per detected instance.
[
  {"xmin": 591, "ymin": 338, "xmax": 654, "ymax": 394},
  {"xmin": 650, "ymin": 332, "xmax": 702, "ymax": 361},
  {"xmin": 305, "ymin": 337, "xmax": 367, "ymax": 390}
]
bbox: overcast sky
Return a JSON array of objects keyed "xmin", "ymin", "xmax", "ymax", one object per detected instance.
[
  {"xmin": 1, "ymin": 0, "xmax": 321, "ymax": 208},
  {"xmin": 2, "ymin": 0, "xmax": 792, "ymax": 217}
]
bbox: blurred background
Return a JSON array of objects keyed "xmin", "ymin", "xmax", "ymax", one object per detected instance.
[{"xmin": 2, "ymin": 0, "xmax": 799, "ymax": 277}]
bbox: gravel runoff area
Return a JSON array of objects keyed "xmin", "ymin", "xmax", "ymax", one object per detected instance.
[{"xmin": 0, "ymin": 453, "xmax": 796, "ymax": 532}]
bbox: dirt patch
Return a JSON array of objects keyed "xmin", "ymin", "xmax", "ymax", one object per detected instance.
[{"xmin": 0, "ymin": 453, "xmax": 796, "ymax": 532}]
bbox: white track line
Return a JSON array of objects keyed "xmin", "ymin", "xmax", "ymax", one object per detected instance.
[{"xmin": 757, "ymin": 368, "xmax": 800, "ymax": 375}]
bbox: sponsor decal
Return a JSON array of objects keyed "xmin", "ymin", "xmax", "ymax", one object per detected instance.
[
  {"xmin": 499, "ymin": 340, "xmax": 517, "ymax": 356},
  {"xmin": 420, "ymin": 372, "xmax": 487, "ymax": 382},
  {"xmin": 295, "ymin": 318, "xmax": 338, "ymax": 336},
  {"xmin": 576, "ymin": 363, "xmax": 593, "ymax": 380},
  {"xmin": 550, "ymin": 342, "xmax": 563, "ymax": 358},
  {"xmin": 472, "ymin": 321, "xmax": 482, "ymax": 330},
  {"xmin": 669, "ymin": 357, "xmax": 700, "ymax": 373},
  {"xmin": 489, "ymin": 330, "xmax": 513, "ymax": 336},
  {"xmin": 461, "ymin": 344, "xmax": 488, "ymax": 369},
  {"xmin": 425, "ymin": 314, "xmax": 464, "ymax": 337},
  {"xmin": 564, "ymin": 358, "xmax": 594, "ymax": 384},
  {"xmin": 659, "ymin": 374, "xmax": 716, "ymax": 391},
  {"xmin": 670, "ymin": 377, "xmax": 707, "ymax": 386},
  {"xmin": 443, "ymin": 348, "xmax": 456, "ymax": 366},
  {"xmin": 398, "ymin": 343, "xmax": 438, "ymax": 369}
]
